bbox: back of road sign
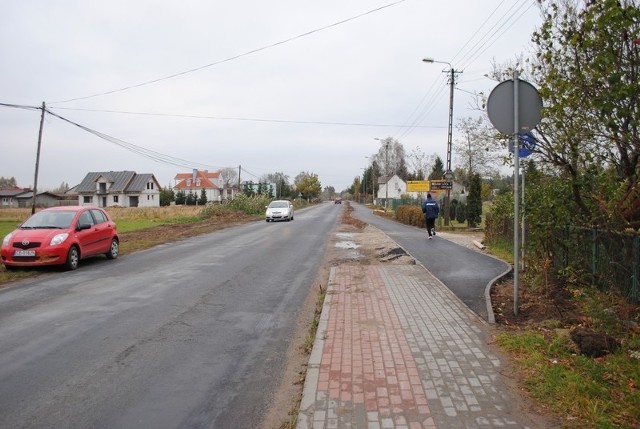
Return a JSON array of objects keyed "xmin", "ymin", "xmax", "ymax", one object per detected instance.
[{"xmin": 487, "ymin": 79, "xmax": 543, "ymax": 134}]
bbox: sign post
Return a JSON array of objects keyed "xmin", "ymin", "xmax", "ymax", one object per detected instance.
[{"xmin": 487, "ymin": 72, "xmax": 542, "ymax": 316}]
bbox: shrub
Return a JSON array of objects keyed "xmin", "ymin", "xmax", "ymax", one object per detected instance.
[{"xmin": 396, "ymin": 205, "xmax": 425, "ymax": 228}]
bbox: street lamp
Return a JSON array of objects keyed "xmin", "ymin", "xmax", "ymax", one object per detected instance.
[
  {"xmin": 365, "ymin": 156, "xmax": 373, "ymax": 205},
  {"xmin": 422, "ymin": 57, "xmax": 461, "ymax": 226},
  {"xmin": 361, "ymin": 167, "xmax": 366, "ymax": 203},
  {"xmin": 374, "ymin": 137, "xmax": 390, "ymax": 211}
]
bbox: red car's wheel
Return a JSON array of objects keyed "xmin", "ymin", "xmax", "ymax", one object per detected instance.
[
  {"xmin": 65, "ymin": 246, "xmax": 80, "ymax": 271},
  {"xmin": 106, "ymin": 238, "xmax": 119, "ymax": 260}
]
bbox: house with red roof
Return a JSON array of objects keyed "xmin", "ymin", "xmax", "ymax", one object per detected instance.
[{"xmin": 173, "ymin": 170, "xmax": 234, "ymax": 203}]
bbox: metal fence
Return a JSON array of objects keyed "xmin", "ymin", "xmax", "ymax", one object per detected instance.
[{"xmin": 552, "ymin": 226, "xmax": 639, "ymax": 303}]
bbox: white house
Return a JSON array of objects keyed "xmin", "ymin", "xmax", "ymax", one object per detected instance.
[
  {"xmin": 376, "ymin": 175, "xmax": 406, "ymax": 206},
  {"xmin": 74, "ymin": 171, "xmax": 161, "ymax": 208}
]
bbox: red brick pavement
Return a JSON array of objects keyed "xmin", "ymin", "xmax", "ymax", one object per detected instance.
[{"xmin": 317, "ymin": 264, "xmax": 436, "ymax": 428}]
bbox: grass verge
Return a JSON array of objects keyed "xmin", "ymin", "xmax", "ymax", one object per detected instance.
[
  {"xmin": 496, "ymin": 327, "xmax": 640, "ymax": 428},
  {"xmin": 278, "ymin": 283, "xmax": 326, "ymax": 429}
]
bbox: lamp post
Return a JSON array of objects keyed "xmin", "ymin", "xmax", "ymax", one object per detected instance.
[
  {"xmin": 361, "ymin": 167, "xmax": 366, "ymax": 203},
  {"xmin": 422, "ymin": 58, "xmax": 461, "ymax": 226},
  {"xmin": 374, "ymin": 138, "xmax": 390, "ymax": 211}
]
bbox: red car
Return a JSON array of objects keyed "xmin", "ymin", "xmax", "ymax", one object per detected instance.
[{"xmin": 1, "ymin": 206, "xmax": 119, "ymax": 271}]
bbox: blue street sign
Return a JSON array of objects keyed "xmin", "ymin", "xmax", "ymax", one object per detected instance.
[{"xmin": 517, "ymin": 132, "xmax": 536, "ymax": 157}]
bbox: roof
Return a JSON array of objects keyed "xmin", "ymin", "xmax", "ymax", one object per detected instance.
[
  {"xmin": 0, "ymin": 187, "xmax": 31, "ymax": 197},
  {"xmin": 174, "ymin": 170, "xmax": 220, "ymax": 190},
  {"xmin": 16, "ymin": 191, "xmax": 63, "ymax": 199},
  {"xmin": 174, "ymin": 170, "xmax": 220, "ymax": 180},
  {"xmin": 127, "ymin": 173, "xmax": 158, "ymax": 193},
  {"xmin": 75, "ymin": 171, "xmax": 157, "ymax": 194}
]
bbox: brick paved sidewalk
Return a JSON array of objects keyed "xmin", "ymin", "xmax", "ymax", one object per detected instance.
[{"xmin": 297, "ymin": 264, "xmax": 542, "ymax": 429}]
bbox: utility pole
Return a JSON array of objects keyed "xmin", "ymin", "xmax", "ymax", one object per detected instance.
[
  {"xmin": 422, "ymin": 58, "xmax": 461, "ymax": 226},
  {"xmin": 443, "ymin": 67, "xmax": 458, "ymax": 226},
  {"xmin": 32, "ymin": 102, "xmax": 45, "ymax": 214}
]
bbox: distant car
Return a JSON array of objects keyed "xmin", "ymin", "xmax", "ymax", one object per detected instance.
[
  {"xmin": 1, "ymin": 206, "xmax": 119, "ymax": 271},
  {"xmin": 265, "ymin": 200, "xmax": 294, "ymax": 222},
  {"xmin": 334, "ymin": 198, "xmax": 342, "ymax": 204}
]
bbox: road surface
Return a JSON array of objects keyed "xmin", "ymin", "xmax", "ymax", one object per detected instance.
[{"xmin": 0, "ymin": 202, "xmax": 341, "ymax": 429}]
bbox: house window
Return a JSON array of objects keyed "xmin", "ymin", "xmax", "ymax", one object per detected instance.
[
  {"xmin": 113, "ymin": 196, "xmax": 119, "ymax": 203},
  {"xmin": 186, "ymin": 179, "xmax": 191, "ymax": 186},
  {"xmin": 83, "ymin": 196, "xmax": 93, "ymax": 204},
  {"xmin": 147, "ymin": 182, "xmax": 154, "ymax": 190},
  {"xmin": 98, "ymin": 183, "xmax": 107, "ymax": 193},
  {"xmin": 196, "ymin": 179, "xmax": 201, "ymax": 186}
]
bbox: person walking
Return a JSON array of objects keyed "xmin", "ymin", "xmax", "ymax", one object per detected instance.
[{"xmin": 421, "ymin": 193, "xmax": 440, "ymax": 239}]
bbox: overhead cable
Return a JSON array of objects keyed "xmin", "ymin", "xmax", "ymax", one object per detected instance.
[
  {"xmin": 396, "ymin": 0, "xmax": 533, "ymax": 142},
  {"xmin": 48, "ymin": 106, "xmax": 444, "ymax": 129},
  {"xmin": 44, "ymin": 109, "xmax": 234, "ymax": 171},
  {"xmin": 49, "ymin": 0, "xmax": 408, "ymax": 105}
]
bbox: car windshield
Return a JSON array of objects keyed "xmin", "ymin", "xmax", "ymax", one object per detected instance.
[
  {"xmin": 21, "ymin": 211, "xmax": 75, "ymax": 229},
  {"xmin": 269, "ymin": 202, "xmax": 289, "ymax": 208}
]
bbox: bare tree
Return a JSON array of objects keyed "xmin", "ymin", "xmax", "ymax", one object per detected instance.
[
  {"xmin": 453, "ymin": 116, "xmax": 503, "ymax": 179},
  {"xmin": 219, "ymin": 167, "xmax": 238, "ymax": 188},
  {"xmin": 373, "ymin": 137, "xmax": 408, "ymax": 179}
]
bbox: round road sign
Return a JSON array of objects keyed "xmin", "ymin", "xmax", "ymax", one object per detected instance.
[{"xmin": 487, "ymin": 78, "xmax": 543, "ymax": 134}]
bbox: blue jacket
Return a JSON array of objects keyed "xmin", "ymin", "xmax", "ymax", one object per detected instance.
[{"xmin": 422, "ymin": 195, "xmax": 440, "ymax": 219}]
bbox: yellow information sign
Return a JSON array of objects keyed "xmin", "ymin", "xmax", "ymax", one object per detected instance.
[{"xmin": 406, "ymin": 180, "xmax": 430, "ymax": 192}]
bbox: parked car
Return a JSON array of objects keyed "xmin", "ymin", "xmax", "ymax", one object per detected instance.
[
  {"xmin": 334, "ymin": 198, "xmax": 342, "ymax": 204},
  {"xmin": 1, "ymin": 206, "xmax": 119, "ymax": 271},
  {"xmin": 265, "ymin": 200, "xmax": 294, "ymax": 222}
]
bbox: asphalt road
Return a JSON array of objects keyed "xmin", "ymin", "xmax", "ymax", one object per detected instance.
[
  {"xmin": 0, "ymin": 202, "xmax": 341, "ymax": 429},
  {"xmin": 351, "ymin": 204, "xmax": 510, "ymax": 320}
]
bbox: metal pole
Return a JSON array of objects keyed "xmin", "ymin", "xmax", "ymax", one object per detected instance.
[
  {"xmin": 513, "ymin": 71, "xmax": 520, "ymax": 316},
  {"xmin": 363, "ymin": 168, "xmax": 367, "ymax": 203},
  {"xmin": 32, "ymin": 102, "xmax": 45, "ymax": 215},
  {"xmin": 521, "ymin": 160, "xmax": 526, "ymax": 271}
]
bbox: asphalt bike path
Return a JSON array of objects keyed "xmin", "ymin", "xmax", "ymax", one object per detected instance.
[{"xmin": 349, "ymin": 204, "xmax": 510, "ymax": 322}]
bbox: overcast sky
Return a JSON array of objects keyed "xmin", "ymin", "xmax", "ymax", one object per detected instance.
[{"xmin": 1, "ymin": 0, "xmax": 541, "ymax": 193}]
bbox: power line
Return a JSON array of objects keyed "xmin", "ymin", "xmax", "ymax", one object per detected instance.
[
  {"xmin": 48, "ymin": 106, "xmax": 444, "ymax": 129},
  {"xmin": 45, "ymin": 109, "xmax": 234, "ymax": 171},
  {"xmin": 396, "ymin": 0, "xmax": 534, "ymax": 142},
  {"xmin": 49, "ymin": 0, "xmax": 408, "ymax": 105},
  {"xmin": 456, "ymin": 0, "xmax": 533, "ymax": 70},
  {"xmin": 0, "ymin": 102, "xmax": 41, "ymax": 112}
]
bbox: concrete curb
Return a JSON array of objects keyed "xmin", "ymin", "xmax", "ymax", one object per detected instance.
[{"xmin": 296, "ymin": 268, "xmax": 335, "ymax": 429}]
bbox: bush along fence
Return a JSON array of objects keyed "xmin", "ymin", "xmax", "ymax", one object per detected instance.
[{"xmin": 553, "ymin": 226, "xmax": 639, "ymax": 304}]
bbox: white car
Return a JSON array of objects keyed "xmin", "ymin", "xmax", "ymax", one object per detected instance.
[{"xmin": 265, "ymin": 200, "xmax": 294, "ymax": 222}]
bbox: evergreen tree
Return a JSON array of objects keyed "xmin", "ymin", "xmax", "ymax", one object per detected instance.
[
  {"xmin": 199, "ymin": 188, "xmax": 208, "ymax": 205},
  {"xmin": 185, "ymin": 192, "xmax": 197, "ymax": 206},
  {"xmin": 467, "ymin": 173, "xmax": 483, "ymax": 228},
  {"xmin": 160, "ymin": 187, "xmax": 175, "ymax": 206},
  {"xmin": 455, "ymin": 202, "xmax": 467, "ymax": 224},
  {"xmin": 175, "ymin": 190, "xmax": 186, "ymax": 205},
  {"xmin": 243, "ymin": 182, "xmax": 256, "ymax": 197},
  {"xmin": 428, "ymin": 157, "xmax": 445, "ymax": 180}
]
